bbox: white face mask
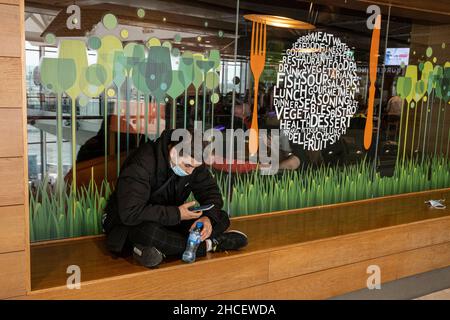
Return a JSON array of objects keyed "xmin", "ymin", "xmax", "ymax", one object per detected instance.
[
  {"xmin": 171, "ymin": 164, "xmax": 189, "ymax": 176},
  {"xmin": 170, "ymin": 153, "xmax": 190, "ymax": 176}
]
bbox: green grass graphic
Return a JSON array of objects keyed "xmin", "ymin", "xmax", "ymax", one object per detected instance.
[{"xmin": 30, "ymin": 156, "xmax": 450, "ymax": 242}]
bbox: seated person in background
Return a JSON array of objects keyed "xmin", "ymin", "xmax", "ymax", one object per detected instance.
[
  {"xmin": 386, "ymin": 96, "xmax": 402, "ymax": 117},
  {"xmin": 76, "ymin": 116, "xmax": 138, "ymax": 163},
  {"xmin": 76, "ymin": 118, "xmax": 110, "ymax": 163},
  {"xmin": 382, "ymin": 96, "xmax": 402, "ymax": 142},
  {"xmin": 279, "ymin": 136, "xmax": 348, "ymax": 170},
  {"xmin": 349, "ymin": 104, "xmax": 368, "ymax": 130},
  {"xmin": 279, "ymin": 139, "xmax": 324, "ymax": 170},
  {"xmin": 260, "ymin": 119, "xmax": 325, "ymax": 170},
  {"xmin": 103, "ymin": 129, "xmax": 248, "ymax": 267}
]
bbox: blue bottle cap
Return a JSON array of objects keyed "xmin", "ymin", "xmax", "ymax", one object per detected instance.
[{"xmin": 196, "ymin": 222, "xmax": 204, "ymax": 229}]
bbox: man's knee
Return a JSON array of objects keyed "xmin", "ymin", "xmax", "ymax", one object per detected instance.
[
  {"xmin": 212, "ymin": 211, "xmax": 230, "ymax": 235},
  {"xmin": 129, "ymin": 221, "xmax": 167, "ymax": 240},
  {"xmin": 137, "ymin": 221, "xmax": 165, "ymax": 231},
  {"xmin": 222, "ymin": 214, "xmax": 231, "ymax": 230}
]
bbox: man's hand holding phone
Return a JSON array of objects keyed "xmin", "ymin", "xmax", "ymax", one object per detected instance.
[{"xmin": 178, "ymin": 201, "xmax": 202, "ymax": 221}]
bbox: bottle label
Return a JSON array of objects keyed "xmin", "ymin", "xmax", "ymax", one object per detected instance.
[{"xmin": 188, "ymin": 233, "xmax": 201, "ymax": 246}]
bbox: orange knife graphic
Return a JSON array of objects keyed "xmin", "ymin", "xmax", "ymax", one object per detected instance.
[{"xmin": 364, "ymin": 14, "xmax": 381, "ymax": 150}]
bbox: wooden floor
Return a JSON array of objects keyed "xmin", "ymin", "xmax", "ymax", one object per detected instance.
[
  {"xmin": 416, "ymin": 288, "xmax": 450, "ymax": 300},
  {"xmin": 28, "ymin": 188, "xmax": 450, "ymax": 299}
]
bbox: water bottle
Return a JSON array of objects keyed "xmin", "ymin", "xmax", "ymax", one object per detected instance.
[{"xmin": 182, "ymin": 222, "xmax": 203, "ymax": 263}]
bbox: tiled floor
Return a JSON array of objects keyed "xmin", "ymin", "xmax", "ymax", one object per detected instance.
[{"xmin": 416, "ymin": 288, "xmax": 450, "ymax": 300}]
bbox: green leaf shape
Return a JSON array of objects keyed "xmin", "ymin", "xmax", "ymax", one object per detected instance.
[
  {"xmin": 97, "ymin": 35, "xmax": 123, "ymax": 87},
  {"xmin": 179, "ymin": 51, "xmax": 194, "ymax": 88},
  {"xmin": 167, "ymin": 70, "xmax": 185, "ymax": 99},
  {"xmin": 404, "ymin": 65, "xmax": 417, "ymax": 103},
  {"xmin": 112, "ymin": 51, "xmax": 127, "ymax": 89},
  {"xmin": 82, "ymin": 63, "xmax": 107, "ymax": 97},
  {"xmin": 205, "ymin": 71, "xmax": 220, "ymax": 90},
  {"xmin": 145, "ymin": 45, "xmax": 173, "ymax": 103},
  {"xmin": 58, "ymin": 39, "xmax": 88, "ymax": 99},
  {"xmin": 123, "ymin": 42, "xmax": 146, "ymax": 73},
  {"xmin": 40, "ymin": 57, "xmax": 76, "ymax": 95},
  {"xmin": 192, "ymin": 53, "xmax": 204, "ymax": 89},
  {"xmin": 131, "ymin": 61, "xmax": 151, "ymax": 94}
]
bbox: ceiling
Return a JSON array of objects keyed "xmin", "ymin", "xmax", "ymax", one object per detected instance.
[{"xmin": 24, "ymin": 0, "xmax": 449, "ymax": 60}]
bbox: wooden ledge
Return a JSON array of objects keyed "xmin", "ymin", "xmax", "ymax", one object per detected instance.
[{"xmin": 27, "ymin": 188, "xmax": 450, "ymax": 299}]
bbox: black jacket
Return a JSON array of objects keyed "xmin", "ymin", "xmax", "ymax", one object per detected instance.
[{"xmin": 103, "ymin": 130, "xmax": 230, "ymax": 252}]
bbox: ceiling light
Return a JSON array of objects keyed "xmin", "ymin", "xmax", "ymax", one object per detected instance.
[{"xmin": 244, "ymin": 14, "xmax": 315, "ymax": 29}]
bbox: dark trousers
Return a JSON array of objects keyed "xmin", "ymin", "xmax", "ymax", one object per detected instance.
[{"xmin": 126, "ymin": 216, "xmax": 229, "ymax": 258}]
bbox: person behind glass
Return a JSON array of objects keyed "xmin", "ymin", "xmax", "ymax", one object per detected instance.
[
  {"xmin": 278, "ymin": 140, "xmax": 324, "ymax": 170},
  {"xmin": 102, "ymin": 129, "xmax": 248, "ymax": 267}
]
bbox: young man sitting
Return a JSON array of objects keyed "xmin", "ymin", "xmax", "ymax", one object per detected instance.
[{"xmin": 103, "ymin": 129, "xmax": 248, "ymax": 267}]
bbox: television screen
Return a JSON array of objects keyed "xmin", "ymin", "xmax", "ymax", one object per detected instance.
[{"xmin": 385, "ymin": 48, "xmax": 410, "ymax": 66}]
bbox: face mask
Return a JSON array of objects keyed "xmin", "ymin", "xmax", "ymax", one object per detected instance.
[
  {"xmin": 170, "ymin": 153, "xmax": 190, "ymax": 177},
  {"xmin": 171, "ymin": 164, "xmax": 189, "ymax": 177}
]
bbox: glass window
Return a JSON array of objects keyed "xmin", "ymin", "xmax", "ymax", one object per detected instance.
[{"xmin": 25, "ymin": 1, "xmax": 449, "ymax": 242}]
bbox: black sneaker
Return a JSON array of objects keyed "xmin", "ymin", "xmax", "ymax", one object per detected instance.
[
  {"xmin": 211, "ymin": 230, "xmax": 248, "ymax": 252},
  {"xmin": 133, "ymin": 244, "xmax": 164, "ymax": 268}
]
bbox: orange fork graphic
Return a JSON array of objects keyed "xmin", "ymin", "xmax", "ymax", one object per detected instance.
[{"xmin": 249, "ymin": 19, "xmax": 267, "ymax": 156}]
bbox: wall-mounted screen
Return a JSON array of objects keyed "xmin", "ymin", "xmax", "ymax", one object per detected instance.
[{"xmin": 385, "ymin": 47, "xmax": 410, "ymax": 65}]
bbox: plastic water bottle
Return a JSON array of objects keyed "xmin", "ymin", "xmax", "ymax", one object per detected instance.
[{"xmin": 182, "ymin": 222, "xmax": 203, "ymax": 263}]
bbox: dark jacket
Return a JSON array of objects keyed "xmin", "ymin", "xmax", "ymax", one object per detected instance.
[{"xmin": 103, "ymin": 130, "xmax": 230, "ymax": 252}]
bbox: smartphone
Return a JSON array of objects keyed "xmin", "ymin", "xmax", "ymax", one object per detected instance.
[{"xmin": 189, "ymin": 204, "xmax": 215, "ymax": 212}]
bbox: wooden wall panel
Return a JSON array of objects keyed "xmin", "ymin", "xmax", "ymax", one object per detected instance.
[
  {"xmin": 268, "ymin": 216, "xmax": 450, "ymax": 281},
  {"xmin": 0, "ymin": 108, "xmax": 24, "ymax": 157},
  {"xmin": 0, "ymin": 0, "xmax": 30, "ymax": 299},
  {"xmin": 0, "ymin": 58, "xmax": 22, "ymax": 109},
  {"xmin": 0, "ymin": 205, "xmax": 25, "ymax": 253},
  {"xmin": 27, "ymin": 253, "xmax": 270, "ymax": 300},
  {"xmin": 0, "ymin": 4, "xmax": 21, "ymax": 57},
  {"xmin": 0, "ymin": 157, "xmax": 24, "ymax": 206},
  {"xmin": 23, "ymin": 216, "xmax": 450, "ymax": 299},
  {"xmin": 0, "ymin": 1, "xmax": 19, "ymax": 5},
  {"xmin": 0, "ymin": 251, "xmax": 26, "ymax": 299},
  {"xmin": 206, "ymin": 242, "xmax": 450, "ymax": 300},
  {"xmin": 18, "ymin": 0, "xmax": 31, "ymax": 295}
]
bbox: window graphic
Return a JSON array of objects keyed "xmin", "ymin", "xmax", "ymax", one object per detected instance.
[
  {"xmin": 274, "ymin": 32, "xmax": 360, "ymax": 151},
  {"xmin": 24, "ymin": 3, "xmax": 450, "ymax": 242}
]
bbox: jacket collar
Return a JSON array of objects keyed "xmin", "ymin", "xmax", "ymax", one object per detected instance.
[{"xmin": 154, "ymin": 130, "xmax": 175, "ymax": 186}]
